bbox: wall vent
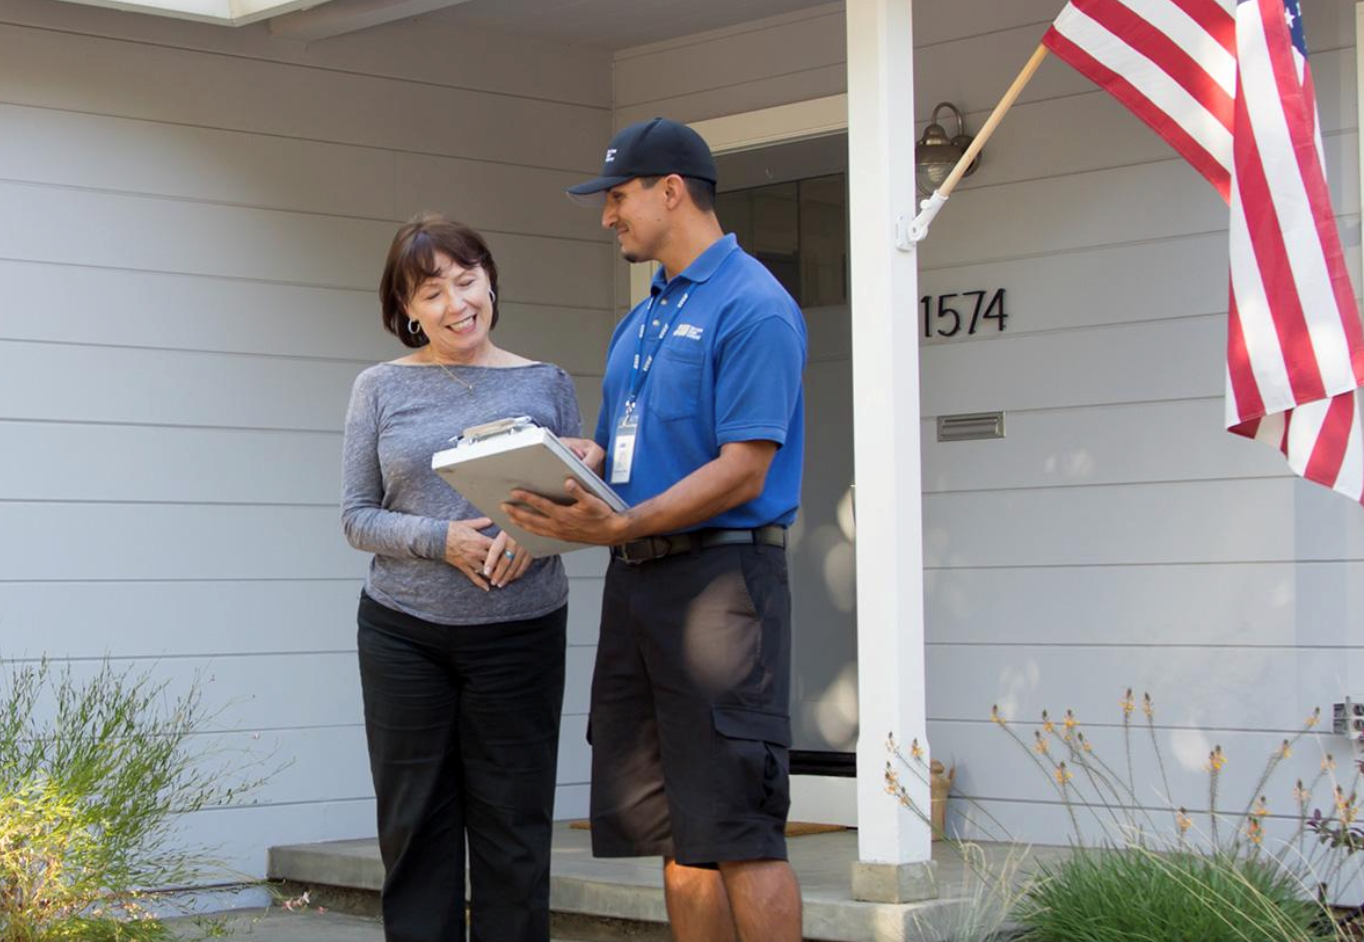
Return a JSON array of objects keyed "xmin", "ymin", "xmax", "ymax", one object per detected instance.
[{"xmin": 937, "ymin": 411, "xmax": 1005, "ymax": 442}]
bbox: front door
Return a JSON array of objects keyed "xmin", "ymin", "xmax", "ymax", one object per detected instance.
[{"xmin": 715, "ymin": 135, "xmax": 858, "ymax": 798}]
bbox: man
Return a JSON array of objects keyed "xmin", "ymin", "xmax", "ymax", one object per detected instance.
[{"xmin": 504, "ymin": 116, "xmax": 806, "ymax": 942}]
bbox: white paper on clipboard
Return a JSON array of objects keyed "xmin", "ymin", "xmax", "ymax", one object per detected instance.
[{"xmin": 431, "ymin": 416, "xmax": 626, "ymax": 557}]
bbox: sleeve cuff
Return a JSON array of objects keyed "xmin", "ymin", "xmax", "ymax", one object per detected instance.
[
  {"xmin": 716, "ymin": 423, "xmax": 788, "ymax": 447},
  {"xmin": 423, "ymin": 518, "xmax": 448, "ymax": 560}
]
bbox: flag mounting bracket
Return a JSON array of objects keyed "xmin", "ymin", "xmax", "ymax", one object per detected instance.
[
  {"xmin": 899, "ymin": 44, "xmax": 1050, "ymax": 247},
  {"xmin": 900, "ymin": 192, "xmax": 949, "ymax": 248},
  {"xmin": 894, "ymin": 215, "xmax": 915, "ymax": 251}
]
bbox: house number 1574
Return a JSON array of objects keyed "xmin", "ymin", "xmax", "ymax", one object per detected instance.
[{"xmin": 921, "ymin": 289, "xmax": 1007, "ymax": 338}]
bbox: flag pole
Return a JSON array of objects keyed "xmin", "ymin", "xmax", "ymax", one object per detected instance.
[{"xmin": 908, "ymin": 43, "xmax": 1050, "ymax": 242}]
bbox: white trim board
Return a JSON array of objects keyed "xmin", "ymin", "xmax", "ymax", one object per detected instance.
[
  {"xmin": 690, "ymin": 95, "xmax": 848, "ymax": 156},
  {"xmin": 49, "ymin": 0, "xmax": 321, "ymax": 27}
]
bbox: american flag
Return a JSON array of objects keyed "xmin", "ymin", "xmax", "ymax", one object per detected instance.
[{"xmin": 1042, "ymin": 0, "xmax": 1364, "ymax": 505}]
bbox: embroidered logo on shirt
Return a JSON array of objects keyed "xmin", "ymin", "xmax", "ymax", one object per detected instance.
[{"xmin": 672, "ymin": 324, "xmax": 704, "ymax": 341}]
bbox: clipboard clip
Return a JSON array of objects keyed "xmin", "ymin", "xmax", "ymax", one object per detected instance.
[{"xmin": 450, "ymin": 415, "xmax": 538, "ymax": 445}]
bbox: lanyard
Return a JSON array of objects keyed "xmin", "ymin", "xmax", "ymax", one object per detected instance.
[{"xmin": 625, "ymin": 287, "xmax": 692, "ymax": 414}]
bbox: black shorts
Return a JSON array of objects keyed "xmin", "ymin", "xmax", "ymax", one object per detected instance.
[{"xmin": 588, "ymin": 543, "xmax": 792, "ymax": 867}]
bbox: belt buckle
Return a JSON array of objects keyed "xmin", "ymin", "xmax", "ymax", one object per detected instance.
[
  {"xmin": 614, "ymin": 535, "xmax": 683, "ymax": 565},
  {"xmin": 615, "ymin": 538, "xmax": 657, "ymax": 565}
]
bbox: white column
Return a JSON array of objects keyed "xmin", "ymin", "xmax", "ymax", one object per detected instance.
[{"xmin": 845, "ymin": 0, "xmax": 935, "ymax": 903}]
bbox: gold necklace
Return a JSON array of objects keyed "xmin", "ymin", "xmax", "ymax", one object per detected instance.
[
  {"xmin": 425, "ymin": 345, "xmax": 499, "ymax": 392},
  {"xmin": 434, "ymin": 361, "xmax": 475, "ymax": 394},
  {"xmin": 421, "ymin": 350, "xmax": 478, "ymax": 393}
]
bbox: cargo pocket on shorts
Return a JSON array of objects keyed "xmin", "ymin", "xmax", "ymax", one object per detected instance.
[{"xmin": 711, "ymin": 706, "xmax": 792, "ymax": 820}]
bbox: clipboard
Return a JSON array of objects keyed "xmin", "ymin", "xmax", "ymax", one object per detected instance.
[{"xmin": 431, "ymin": 416, "xmax": 626, "ymax": 557}]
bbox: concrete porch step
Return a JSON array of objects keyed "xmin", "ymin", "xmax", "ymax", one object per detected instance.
[{"xmin": 267, "ymin": 822, "xmax": 1037, "ymax": 942}]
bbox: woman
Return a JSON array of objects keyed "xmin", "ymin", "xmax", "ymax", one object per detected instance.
[{"xmin": 342, "ymin": 213, "xmax": 586, "ymax": 942}]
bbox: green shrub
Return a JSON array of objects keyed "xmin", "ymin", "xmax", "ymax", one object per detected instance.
[
  {"xmin": 1014, "ymin": 847, "xmax": 1333, "ymax": 942},
  {"xmin": 0, "ymin": 659, "xmax": 267, "ymax": 941}
]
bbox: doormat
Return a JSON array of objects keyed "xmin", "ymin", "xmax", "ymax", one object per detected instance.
[
  {"xmin": 569, "ymin": 820, "xmax": 848, "ymax": 838},
  {"xmin": 785, "ymin": 821, "xmax": 849, "ymax": 837}
]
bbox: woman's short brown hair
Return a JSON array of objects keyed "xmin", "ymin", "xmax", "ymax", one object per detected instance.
[{"xmin": 379, "ymin": 212, "xmax": 500, "ymax": 348}]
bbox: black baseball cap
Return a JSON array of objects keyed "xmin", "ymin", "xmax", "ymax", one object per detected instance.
[{"xmin": 566, "ymin": 117, "xmax": 717, "ymax": 205}]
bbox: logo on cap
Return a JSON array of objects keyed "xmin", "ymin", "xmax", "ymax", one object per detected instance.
[{"xmin": 566, "ymin": 118, "xmax": 717, "ymax": 200}]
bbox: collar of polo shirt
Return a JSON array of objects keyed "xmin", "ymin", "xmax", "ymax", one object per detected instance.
[{"xmin": 650, "ymin": 233, "xmax": 740, "ymax": 294}]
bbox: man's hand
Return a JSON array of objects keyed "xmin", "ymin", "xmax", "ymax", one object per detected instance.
[
  {"xmin": 505, "ymin": 441, "xmax": 779, "ymax": 549},
  {"xmin": 561, "ymin": 437, "xmax": 606, "ymax": 475},
  {"xmin": 503, "ymin": 480, "xmax": 627, "ymax": 546}
]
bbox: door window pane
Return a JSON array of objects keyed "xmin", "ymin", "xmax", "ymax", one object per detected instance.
[{"xmin": 716, "ymin": 173, "xmax": 847, "ymax": 307}]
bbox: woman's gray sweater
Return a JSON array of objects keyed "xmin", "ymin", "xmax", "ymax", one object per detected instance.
[{"xmin": 342, "ymin": 361, "xmax": 582, "ymax": 626}]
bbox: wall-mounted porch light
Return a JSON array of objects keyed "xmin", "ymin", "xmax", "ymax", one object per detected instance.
[{"xmin": 915, "ymin": 102, "xmax": 979, "ymax": 198}]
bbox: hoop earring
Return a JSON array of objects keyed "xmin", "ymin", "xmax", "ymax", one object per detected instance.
[
  {"xmin": 407, "ymin": 318, "xmax": 421, "ymax": 335},
  {"xmin": 488, "ymin": 289, "xmax": 496, "ymax": 304}
]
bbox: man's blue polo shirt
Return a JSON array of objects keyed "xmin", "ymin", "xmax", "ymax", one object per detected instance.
[{"xmin": 593, "ymin": 233, "xmax": 806, "ymax": 532}]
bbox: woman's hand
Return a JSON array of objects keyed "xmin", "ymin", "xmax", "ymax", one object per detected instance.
[
  {"xmin": 562, "ymin": 437, "xmax": 606, "ymax": 475},
  {"xmin": 444, "ymin": 517, "xmax": 494, "ymax": 591},
  {"xmin": 482, "ymin": 531, "xmax": 533, "ymax": 588}
]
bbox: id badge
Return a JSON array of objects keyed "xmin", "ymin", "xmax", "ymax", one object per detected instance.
[{"xmin": 611, "ymin": 411, "xmax": 639, "ymax": 485}]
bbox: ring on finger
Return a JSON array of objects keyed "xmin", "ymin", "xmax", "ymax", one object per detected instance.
[{"xmin": 503, "ymin": 550, "xmax": 516, "ymax": 560}]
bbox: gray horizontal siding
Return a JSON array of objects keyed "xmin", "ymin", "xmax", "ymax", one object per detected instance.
[{"xmin": 0, "ymin": 0, "xmax": 615, "ymax": 879}]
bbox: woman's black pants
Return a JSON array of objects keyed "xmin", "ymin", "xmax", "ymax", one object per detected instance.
[{"xmin": 356, "ymin": 593, "xmax": 567, "ymax": 942}]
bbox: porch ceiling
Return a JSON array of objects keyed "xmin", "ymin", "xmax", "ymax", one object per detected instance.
[{"xmin": 422, "ymin": 0, "xmax": 838, "ymax": 50}]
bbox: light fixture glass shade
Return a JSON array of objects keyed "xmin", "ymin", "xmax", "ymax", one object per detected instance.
[{"xmin": 915, "ymin": 102, "xmax": 978, "ymax": 197}]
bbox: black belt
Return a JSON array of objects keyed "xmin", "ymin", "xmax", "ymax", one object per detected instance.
[{"xmin": 611, "ymin": 526, "xmax": 787, "ymax": 565}]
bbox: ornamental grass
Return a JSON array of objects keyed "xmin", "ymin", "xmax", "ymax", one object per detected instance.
[
  {"xmin": 0, "ymin": 659, "xmax": 271, "ymax": 942},
  {"xmin": 886, "ymin": 692, "xmax": 1363, "ymax": 941},
  {"xmin": 1013, "ymin": 848, "xmax": 1332, "ymax": 942}
]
